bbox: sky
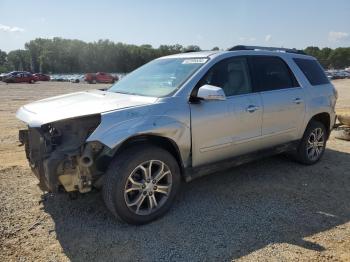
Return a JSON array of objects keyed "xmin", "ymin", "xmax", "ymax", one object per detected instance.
[{"xmin": 0, "ymin": 0, "xmax": 349, "ymax": 52}]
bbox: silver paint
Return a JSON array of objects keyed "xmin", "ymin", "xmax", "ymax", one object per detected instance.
[{"xmin": 16, "ymin": 50, "xmax": 337, "ymax": 172}]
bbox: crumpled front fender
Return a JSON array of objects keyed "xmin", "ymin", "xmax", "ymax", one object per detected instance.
[{"xmin": 87, "ymin": 107, "xmax": 191, "ymax": 167}]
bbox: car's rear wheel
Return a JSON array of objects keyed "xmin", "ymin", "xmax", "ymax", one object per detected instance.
[
  {"xmin": 103, "ymin": 145, "xmax": 181, "ymax": 224},
  {"xmin": 295, "ymin": 120, "xmax": 327, "ymax": 165}
]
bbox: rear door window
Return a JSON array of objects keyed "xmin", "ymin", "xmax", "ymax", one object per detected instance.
[
  {"xmin": 293, "ymin": 58, "xmax": 329, "ymax": 85},
  {"xmin": 251, "ymin": 56, "xmax": 299, "ymax": 91}
]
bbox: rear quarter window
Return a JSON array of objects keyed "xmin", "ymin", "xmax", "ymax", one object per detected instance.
[
  {"xmin": 293, "ymin": 58, "xmax": 329, "ymax": 86},
  {"xmin": 251, "ymin": 56, "xmax": 299, "ymax": 92}
]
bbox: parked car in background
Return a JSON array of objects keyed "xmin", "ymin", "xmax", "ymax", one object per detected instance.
[
  {"xmin": 334, "ymin": 71, "xmax": 349, "ymax": 79},
  {"xmin": 33, "ymin": 73, "xmax": 50, "ymax": 81},
  {"xmin": 2, "ymin": 71, "xmax": 36, "ymax": 83},
  {"xmin": 0, "ymin": 73, "xmax": 7, "ymax": 81},
  {"xmin": 85, "ymin": 72, "xmax": 118, "ymax": 84},
  {"xmin": 1, "ymin": 71, "xmax": 21, "ymax": 80},
  {"xmin": 340, "ymin": 70, "xmax": 350, "ymax": 79},
  {"xmin": 326, "ymin": 70, "xmax": 350, "ymax": 80},
  {"xmin": 50, "ymin": 75, "xmax": 66, "ymax": 82},
  {"xmin": 325, "ymin": 72, "xmax": 334, "ymax": 80},
  {"xmin": 69, "ymin": 74, "xmax": 85, "ymax": 83}
]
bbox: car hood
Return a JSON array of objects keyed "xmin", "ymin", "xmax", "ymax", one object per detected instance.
[{"xmin": 16, "ymin": 89, "xmax": 158, "ymax": 127}]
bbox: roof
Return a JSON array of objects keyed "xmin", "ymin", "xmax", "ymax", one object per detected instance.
[
  {"xmin": 158, "ymin": 47, "xmax": 313, "ymax": 60},
  {"xmin": 228, "ymin": 45, "xmax": 306, "ymax": 55},
  {"xmin": 159, "ymin": 51, "xmax": 220, "ymax": 59}
]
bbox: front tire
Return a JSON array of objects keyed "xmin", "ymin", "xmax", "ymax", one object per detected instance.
[
  {"xmin": 103, "ymin": 145, "xmax": 181, "ymax": 225},
  {"xmin": 295, "ymin": 120, "xmax": 327, "ymax": 165}
]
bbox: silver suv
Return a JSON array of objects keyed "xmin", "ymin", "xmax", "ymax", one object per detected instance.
[{"xmin": 17, "ymin": 46, "xmax": 337, "ymax": 224}]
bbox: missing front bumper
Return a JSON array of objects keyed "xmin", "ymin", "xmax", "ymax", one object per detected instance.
[
  {"xmin": 19, "ymin": 128, "xmax": 97, "ymax": 193},
  {"xmin": 19, "ymin": 128, "xmax": 57, "ymax": 191}
]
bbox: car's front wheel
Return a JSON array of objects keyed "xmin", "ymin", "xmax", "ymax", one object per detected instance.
[
  {"xmin": 295, "ymin": 120, "xmax": 327, "ymax": 165},
  {"xmin": 103, "ymin": 145, "xmax": 181, "ymax": 224}
]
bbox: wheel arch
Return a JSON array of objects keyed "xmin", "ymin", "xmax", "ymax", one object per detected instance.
[
  {"xmin": 309, "ymin": 112, "xmax": 331, "ymax": 138},
  {"xmin": 113, "ymin": 134, "xmax": 185, "ymax": 178}
]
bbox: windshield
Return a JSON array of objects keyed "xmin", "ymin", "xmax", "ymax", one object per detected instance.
[{"xmin": 108, "ymin": 57, "xmax": 208, "ymax": 97}]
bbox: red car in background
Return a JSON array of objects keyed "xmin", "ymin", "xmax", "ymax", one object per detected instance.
[
  {"xmin": 2, "ymin": 71, "xmax": 37, "ymax": 83},
  {"xmin": 85, "ymin": 72, "xmax": 118, "ymax": 84},
  {"xmin": 33, "ymin": 73, "xmax": 50, "ymax": 81}
]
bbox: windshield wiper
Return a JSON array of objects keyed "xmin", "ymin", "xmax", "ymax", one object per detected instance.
[{"xmin": 109, "ymin": 90, "xmax": 140, "ymax": 96}]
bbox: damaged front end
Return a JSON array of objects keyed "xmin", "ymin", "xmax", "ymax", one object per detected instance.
[{"xmin": 19, "ymin": 115, "xmax": 111, "ymax": 193}]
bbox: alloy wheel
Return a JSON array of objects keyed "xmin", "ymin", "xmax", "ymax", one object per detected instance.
[
  {"xmin": 124, "ymin": 160, "xmax": 172, "ymax": 215},
  {"xmin": 306, "ymin": 127, "xmax": 325, "ymax": 161}
]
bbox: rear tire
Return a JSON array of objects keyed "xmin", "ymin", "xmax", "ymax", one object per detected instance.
[
  {"xmin": 103, "ymin": 145, "xmax": 181, "ymax": 225},
  {"xmin": 295, "ymin": 120, "xmax": 327, "ymax": 165}
]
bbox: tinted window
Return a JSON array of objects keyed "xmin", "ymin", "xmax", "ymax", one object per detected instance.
[
  {"xmin": 293, "ymin": 58, "xmax": 329, "ymax": 85},
  {"xmin": 198, "ymin": 57, "xmax": 252, "ymax": 96},
  {"xmin": 252, "ymin": 56, "xmax": 298, "ymax": 91}
]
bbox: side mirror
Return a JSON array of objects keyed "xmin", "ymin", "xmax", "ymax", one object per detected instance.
[{"xmin": 197, "ymin": 84, "xmax": 226, "ymax": 101}]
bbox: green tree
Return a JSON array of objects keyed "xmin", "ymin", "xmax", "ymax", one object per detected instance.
[
  {"xmin": 16, "ymin": 38, "xmax": 350, "ymax": 74},
  {"xmin": 318, "ymin": 47, "xmax": 332, "ymax": 68},
  {"xmin": 0, "ymin": 49, "xmax": 10, "ymax": 73},
  {"xmin": 304, "ymin": 46, "xmax": 321, "ymax": 58},
  {"xmin": 0, "ymin": 49, "xmax": 7, "ymax": 65},
  {"xmin": 7, "ymin": 50, "xmax": 31, "ymax": 71},
  {"xmin": 184, "ymin": 45, "xmax": 201, "ymax": 52},
  {"xmin": 328, "ymin": 48, "xmax": 350, "ymax": 69},
  {"xmin": 304, "ymin": 46, "xmax": 350, "ymax": 69}
]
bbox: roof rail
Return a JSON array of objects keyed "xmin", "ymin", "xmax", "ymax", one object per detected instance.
[
  {"xmin": 228, "ymin": 45, "xmax": 306, "ymax": 55},
  {"xmin": 182, "ymin": 49, "xmax": 201, "ymax": 53}
]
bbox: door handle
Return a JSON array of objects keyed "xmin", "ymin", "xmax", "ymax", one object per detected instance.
[
  {"xmin": 246, "ymin": 105, "xmax": 259, "ymax": 113},
  {"xmin": 293, "ymin": 98, "xmax": 303, "ymax": 104}
]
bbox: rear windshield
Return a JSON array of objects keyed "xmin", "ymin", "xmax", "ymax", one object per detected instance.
[{"xmin": 293, "ymin": 58, "xmax": 329, "ymax": 86}]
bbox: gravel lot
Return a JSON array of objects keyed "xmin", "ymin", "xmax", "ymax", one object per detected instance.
[{"xmin": 0, "ymin": 80, "xmax": 350, "ymax": 261}]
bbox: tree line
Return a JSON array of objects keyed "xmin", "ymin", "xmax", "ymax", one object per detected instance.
[
  {"xmin": 304, "ymin": 46, "xmax": 350, "ymax": 69},
  {"xmin": 0, "ymin": 37, "xmax": 349, "ymax": 73}
]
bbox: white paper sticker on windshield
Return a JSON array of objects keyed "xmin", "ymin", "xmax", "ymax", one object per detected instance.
[{"xmin": 182, "ymin": 58, "xmax": 208, "ymax": 64}]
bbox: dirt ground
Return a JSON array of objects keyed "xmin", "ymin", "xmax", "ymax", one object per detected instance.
[{"xmin": 0, "ymin": 80, "xmax": 350, "ymax": 261}]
